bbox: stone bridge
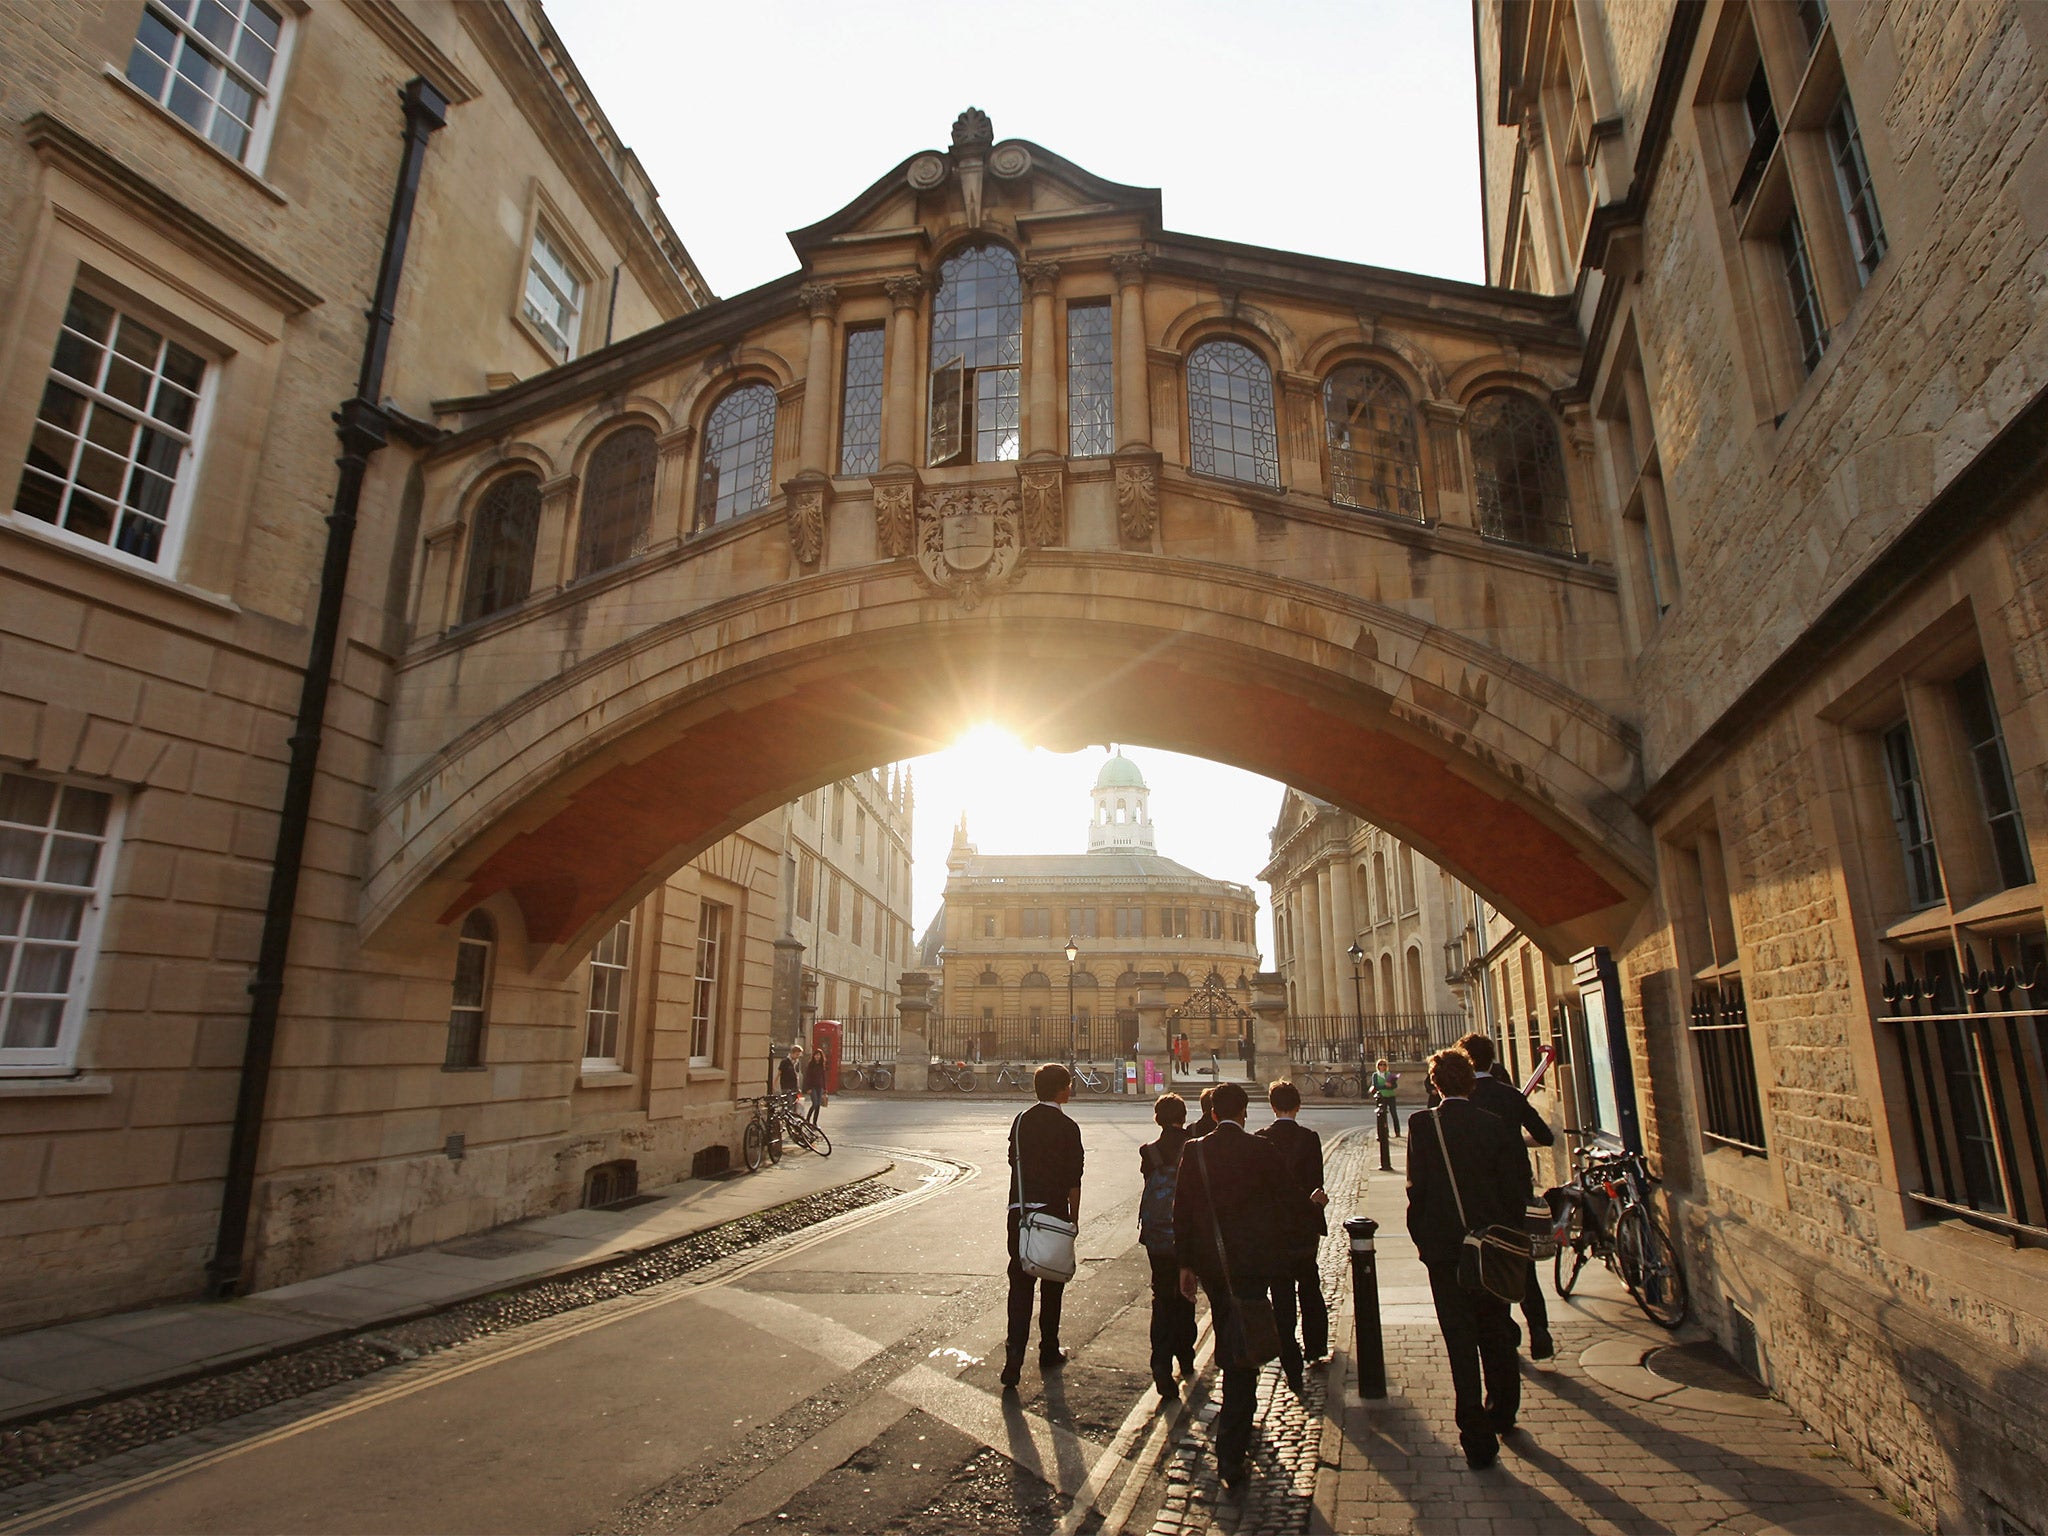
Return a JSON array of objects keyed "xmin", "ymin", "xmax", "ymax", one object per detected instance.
[{"xmin": 373, "ymin": 114, "xmax": 1646, "ymax": 976}]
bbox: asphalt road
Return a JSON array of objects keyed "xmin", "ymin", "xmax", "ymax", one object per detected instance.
[{"xmin": 37, "ymin": 1098, "xmax": 1371, "ymax": 1536}]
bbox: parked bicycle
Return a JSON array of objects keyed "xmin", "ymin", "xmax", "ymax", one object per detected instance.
[
  {"xmin": 1319, "ymin": 1066, "xmax": 1359, "ymax": 1097},
  {"xmin": 1067, "ymin": 1060, "xmax": 1113, "ymax": 1095},
  {"xmin": 844, "ymin": 1060, "xmax": 894, "ymax": 1091},
  {"xmin": 741, "ymin": 1094, "xmax": 785, "ymax": 1172},
  {"xmin": 992, "ymin": 1061, "xmax": 1033, "ymax": 1092},
  {"xmin": 927, "ymin": 1058, "xmax": 978, "ymax": 1092},
  {"xmin": 774, "ymin": 1090, "xmax": 832, "ymax": 1157},
  {"xmin": 1549, "ymin": 1129, "xmax": 1688, "ymax": 1327}
]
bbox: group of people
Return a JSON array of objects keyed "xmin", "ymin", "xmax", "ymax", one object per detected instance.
[
  {"xmin": 778, "ymin": 1042, "xmax": 829, "ymax": 1125},
  {"xmin": 1001, "ymin": 1027, "xmax": 1555, "ymax": 1492}
]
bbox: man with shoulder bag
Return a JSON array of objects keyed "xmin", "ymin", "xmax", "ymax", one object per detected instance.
[
  {"xmin": 1174, "ymin": 1080, "xmax": 1313, "ymax": 1496},
  {"xmin": 1003, "ymin": 1062, "xmax": 1084, "ymax": 1388},
  {"xmin": 1457, "ymin": 1031, "xmax": 1556, "ymax": 1360},
  {"xmin": 1406, "ymin": 1047, "xmax": 1534, "ymax": 1470},
  {"xmin": 1256, "ymin": 1079, "xmax": 1330, "ymax": 1395}
]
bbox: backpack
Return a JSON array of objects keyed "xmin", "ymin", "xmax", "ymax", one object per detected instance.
[{"xmin": 1138, "ymin": 1148, "xmax": 1178, "ymax": 1253}]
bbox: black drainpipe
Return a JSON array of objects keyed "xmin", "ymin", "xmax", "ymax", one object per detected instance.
[{"xmin": 208, "ymin": 77, "xmax": 448, "ymax": 1296}]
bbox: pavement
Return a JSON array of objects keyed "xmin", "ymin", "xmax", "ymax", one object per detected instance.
[
  {"xmin": 1306, "ymin": 1134, "xmax": 1921, "ymax": 1536},
  {"xmin": 0, "ymin": 1146, "xmax": 889, "ymax": 1429}
]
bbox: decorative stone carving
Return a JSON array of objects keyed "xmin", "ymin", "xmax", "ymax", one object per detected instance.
[
  {"xmin": 874, "ymin": 479, "xmax": 914, "ymax": 558},
  {"xmin": 884, "ymin": 272, "xmax": 925, "ymax": 308},
  {"xmin": 1115, "ymin": 461, "xmax": 1158, "ymax": 542},
  {"xmin": 787, "ymin": 483, "xmax": 826, "ymax": 566},
  {"xmin": 914, "ymin": 482, "xmax": 1023, "ymax": 610},
  {"xmin": 951, "ymin": 107, "xmax": 994, "ymax": 154},
  {"xmin": 906, "ymin": 153, "xmax": 947, "ymax": 191},
  {"xmin": 1019, "ymin": 465, "xmax": 1064, "ymax": 547},
  {"xmin": 988, "ymin": 141, "xmax": 1032, "ymax": 179},
  {"xmin": 1110, "ymin": 252, "xmax": 1152, "ymax": 287},
  {"xmin": 798, "ymin": 282, "xmax": 839, "ymax": 319},
  {"xmin": 1018, "ymin": 259, "xmax": 1060, "ymax": 297},
  {"xmin": 655, "ymin": 423, "xmax": 696, "ymax": 462}
]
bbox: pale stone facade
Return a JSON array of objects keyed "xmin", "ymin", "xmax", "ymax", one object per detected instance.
[{"xmin": 781, "ymin": 766, "xmax": 915, "ymax": 1032}]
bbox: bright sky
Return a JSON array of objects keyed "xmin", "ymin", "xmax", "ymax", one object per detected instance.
[{"xmin": 543, "ymin": 1, "xmax": 1488, "ymax": 963}]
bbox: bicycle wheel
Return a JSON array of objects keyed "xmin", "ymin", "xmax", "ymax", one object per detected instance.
[
  {"xmin": 1552, "ymin": 1200, "xmax": 1587, "ymax": 1296},
  {"xmin": 803, "ymin": 1122, "xmax": 832, "ymax": 1157},
  {"xmin": 1615, "ymin": 1206, "xmax": 1689, "ymax": 1328},
  {"xmin": 743, "ymin": 1118, "xmax": 766, "ymax": 1173},
  {"xmin": 957, "ymin": 1069, "xmax": 976, "ymax": 1091},
  {"xmin": 872, "ymin": 1066, "xmax": 893, "ymax": 1091},
  {"xmin": 785, "ymin": 1117, "xmax": 825, "ymax": 1155},
  {"xmin": 1088, "ymin": 1071, "xmax": 1110, "ymax": 1094},
  {"xmin": 927, "ymin": 1066, "xmax": 944, "ymax": 1091},
  {"xmin": 766, "ymin": 1121, "xmax": 784, "ymax": 1164}
]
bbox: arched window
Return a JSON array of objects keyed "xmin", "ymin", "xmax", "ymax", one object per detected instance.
[
  {"xmin": 1373, "ymin": 852, "xmax": 1389, "ymax": 918},
  {"xmin": 1165, "ymin": 969, "xmax": 1190, "ymax": 988},
  {"xmin": 978, "ymin": 968, "xmax": 1001, "ymax": 986},
  {"xmin": 1469, "ymin": 391, "xmax": 1573, "ymax": 555},
  {"xmin": 445, "ymin": 910, "xmax": 494, "ymax": 1069},
  {"xmin": 1186, "ymin": 339, "xmax": 1279, "ymax": 487},
  {"xmin": 1405, "ymin": 946, "xmax": 1425, "ymax": 1014},
  {"xmin": 1378, "ymin": 952, "xmax": 1396, "ymax": 1018},
  {"xmin": 459, "ymin": 471, "xmax": 541, "ymax": 623},
  {"xmin": 1324, "ymin": 364, "xmax": 1422, "ymax": 518},
  {"xmin": 1072, "ymin": 971, "xmax": 1100, "ymax": 989},
  {"xmin": 699, "ymin": 383, "xmax": 778, "ymax": 524},
  {"xmin": 928, "ymin": 244, "xmax": 1021, "ymax": 465},
  {"xmin": 1021, "ymin": 969, "xmax": 1051, "ymax": 988},
  {"xmin": 575, "ymin": 427, "xmax": 656, "ymax": 577}
]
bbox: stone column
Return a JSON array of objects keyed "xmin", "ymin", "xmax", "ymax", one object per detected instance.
[
  {"xmin": 1280, "ymin": 371, "xmax": 1324, "ymax": 496},
  {"xmin": 896, "ymin": 969, "xmax": 932, "ymax": 1075},
  {"xmin": 529, "ymin": 472, "xmax": 578, "ymax": 592},
  {"xmin": 1329, "ymin": 853, "xmax": 1359, "ymax": 1015},
  {"xmin": 1298, "ymin": 873, "xmax": 1325, "ymax": 1017},
  {"xmin": 1020, "ymin": 259, "xmax": 1060, "ymax": 458},
  {"xmin": 1135, "ymin": 976, "xmax": 1169, "ymax": 1058},
  {"xmin": 1316, "ymin": 860, "xmax": 1343, "ymax": 1021},
  {"xmin": 881, "ymin": 273, "xmax": 924, "ymax": 471},
  {"xmin": 1420, "ymin": 400, "xmax": 1469, "ymax": 527},
  {"xmin": 658, "ymin": 424, "xmax": 697, "ymax": 539},
  {"xmin": 795, "ymin": 283, "xmax": 839, "ymax": 473},
  {"xmin": 1110, "ymin": 253, "xmax": 1151, "ymax": 452}
]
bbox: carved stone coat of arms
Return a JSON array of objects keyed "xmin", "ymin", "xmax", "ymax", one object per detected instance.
[{"xmin": 915, "ymin": 484, "xmax": 1023, "ymax": 609}]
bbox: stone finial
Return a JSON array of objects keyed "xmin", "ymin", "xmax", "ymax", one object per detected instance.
[{"xmin": 951, "ymin": 107, "xmax": 993, "ymax": 155}]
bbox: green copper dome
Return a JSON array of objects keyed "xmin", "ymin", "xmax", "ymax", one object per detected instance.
[{"xmin": 1094, "ymin": 752, "xmax": 1145, "ymax": 790}]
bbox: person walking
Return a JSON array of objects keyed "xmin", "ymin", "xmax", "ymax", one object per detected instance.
[
  {"xmin": 1002, "ymin": 1062, "xmax": 1084, "ymax": 1388},
  {"xmin": 1456, "ymin": 1031, "xmax": 1555, "ymax": 1360},
  {"xmin": 1406, "ymin": 1047, "xmax": 1532, "ymax": 1470},
  {"xmin": 1257, "ymin": 1079, "xmax": 1330, "ymax": 1394},
  {"xmin": 1137, "ymin": 1092, "xmax": 1197, "ymax": 1398},
  {"xmin": 778, "ymin": 1042, "xmax": 803, "ymax": 1097},
  {"xmin": 803, "ymin": 1044, "xmax": 828, "ymax": 1127},
  {"xmin": 1175, "ymin": 1081, "xmax": 1313, "ymax": 1496},
  {"xmin": 1370, "ymin": 1057, "xmax": 1402, "ymax": 1137}
]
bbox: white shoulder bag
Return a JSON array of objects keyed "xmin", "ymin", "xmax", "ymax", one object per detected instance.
[{"xmin": 1013, "ymin": 1112, "xmax": 1078, "ymax": 1283}]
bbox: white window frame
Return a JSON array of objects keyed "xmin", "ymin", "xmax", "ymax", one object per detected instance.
[
  {"xmin": 1, "ymin": 769, "xmax": 124, "ymax": 1076},
  {"xmin": 9, "ymin": 283, "xmax": 219, "ymax": 578},
  {"xmin": 691, "ymin": 901, "xmax": 727, "ymax": 1067},
  {"xmin": 122, "ymin": 0, "xmax": 298, "ymax": 175},
  {"xmin": 522, "ymin": 223, "xmax": 584, "ymax": 362},
  {"xmin": 580, "ymin": 913, "xmax": 633, "ymax": 1071}
]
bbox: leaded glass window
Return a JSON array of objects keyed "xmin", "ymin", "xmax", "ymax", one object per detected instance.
[
  {"xmin": 699, "ymin": 384, "xmax": 778, "ymax": 524},
  {"xmin": 125, "ymin": 0, "xmax": 284, "ymax": 165},
  {"xmin": 1323, "ymin": 364, "xmax": 1422, "ymax": 518},
  {"xmin": 575, "ymin": 426, "xmax": 656, "ymax": 577},
  {"xmin": 1826, "ymin": 94, "xmax": 1887, "ymax": 284},
  {"xmin": 928, "ymin": 245, "xmax": 1021, "ymax": 465},
  {"xmin": 460, "ymin": 471, "xmax": 541, "ymax": 624},
  {"xmin": 1469, "ymin": 392, "xmax": 1574, "ymax": 555},
  {"xmin": 1067, "ymin": 302, "xmax": 1114, "ymax": 458},
  {"xmin": 1187, "ymin": 340, "xmax": 1279, "ymax": 487},
  {"xmin": 13, "ymin": 289, "xmax": 205, "ymax": 567},
  {"xmin": 838, "ymin": 327, "xmax": 885, "ymax": 476}
]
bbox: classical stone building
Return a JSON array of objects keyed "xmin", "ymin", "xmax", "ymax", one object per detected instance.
[
  {"xmin": 930, "ymin": 753, "xmax": 1260, "ymax": 1061},
  {"xmin": 778, "ymin": 765, "xmax": 915, "ymax": 1043},
  {"xmin": 1262, "ymin": 787, "xmax": 1472, "ymax": 1031}
]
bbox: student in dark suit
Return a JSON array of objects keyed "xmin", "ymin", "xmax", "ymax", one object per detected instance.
[
  {"xmin": 1406, "ymin": 1048, "xmax": 1532, "ymax": 1470},
  {"xmin": 1256, "ymin": 1079, "xmax": 1329, "ymax": 1394},
  {"xmin": 1186, "ymin": 1085, "xmax": 1219, "ymax": 1141},
  {"xmin": 1137, "ymin": 1093, "xmax": 1196, "ymax": 1397},
  {"xmin": 1456, "ymin": 1031, "xmax": 1555, "ymax": 1360},
  {"xmin": 778, "ymin": 1043, "xmax": 803, "ymax": 1096},
  {"xmin": 1175, "ymin": 1081, "xmax": 1312, "ymax": 1495},
  {"xmin": 1002, "ymin": 1062, "xmax": 1085, "ymax": 1388}
]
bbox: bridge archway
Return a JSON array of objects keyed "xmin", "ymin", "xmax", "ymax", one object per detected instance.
[{"xmin": 368, "ymin": 556, "xmax": 1649, "ymax": 978}]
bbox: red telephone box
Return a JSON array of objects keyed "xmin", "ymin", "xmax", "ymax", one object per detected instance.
[{"xmin": 813, "ymin": 1019, "xmax": 842, "ymax": 1093}]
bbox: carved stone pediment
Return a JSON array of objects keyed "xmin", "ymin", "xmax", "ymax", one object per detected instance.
[{"xmin": 915, "ymin": 482, "xmax": 1023, "ymax": 610}]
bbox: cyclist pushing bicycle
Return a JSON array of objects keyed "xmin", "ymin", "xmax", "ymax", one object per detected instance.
[{"xmin": 1370, "ymin": 1058, "xmax": 1401, "ymax": 1138}]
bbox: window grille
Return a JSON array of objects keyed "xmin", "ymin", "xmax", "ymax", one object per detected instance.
[
  {"xmin": 125, "ymin": 0, "xmax": 284, "ymax": 165},
  {"xmin": 522, "ymin": 226, "xmax": 582, "ymax": 360},
  {"xmin": 928, "ymin": 244, "xmax": 1022, "ymax": 465},
  {"xmin": 1323, "ymin": 365, "xmax": 1422, "ymax": 518},
  {"xmin": 575, "ymin": 427, "xmax": 655, "ymax": 577},
  {"xmin": 1066, "ymin": 302, "xmax": 1114, "ymax": 457},
  {"xmin": 1954, "ymin": 664, "xmax": 2033, "ymax": 890},
  {"xmin": 1880, "ymin": 938, "xmax": 2048, "ymax": 1245},
  {"xmin": 583, "ymin": 913, "xmax": 632, "ymax": 1067},
  {"xmin": 460, "ymin": 472, "xmax": 541, "ymax": 624},
  {"xmin": 691, "ymin": 902, "xmax": 725, "ymax": 1063},
  {"xmin": 1777, "ymin": 217, "xmax": 1828, "ymax": 374},
  {"xmin": 1469, "ymin": 392, "xmax": 1575, "ymax": 555},
  {"xmin": 1826, "ymin": 94, "xmax": 1887, "ymax": 284},
  {"xmin": 1186, "ymin": 340, "xmax": 1279, "ymax": 487},
  {"xmin": 444, "ymin": 910, "xmax": 493, "ymax": 1070},
  {"xmin": 0, "ymin": 773, "xmax": 117, "ymax": 1068},
  {"xmin": 838, "ymin": 327, "xmax": 885, "ymax": 476},
  {"xmin": 698, "ymin": 384, "xmax": 778, "ymax": 524},
  {"xmin": 1881, "ymin": 720, "xmax": 1943, "ymax": 909},
  {"xmin": 1689, "ymin": 975, "xmax": 1767, "ymax": 1151},
  {"xmin": 14, "ymin": 289, "xmax": 205, "ymax": 566}
]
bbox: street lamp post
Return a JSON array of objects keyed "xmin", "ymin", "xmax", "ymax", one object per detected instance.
[
  {"xmin": 1347, "ymin": 941, "xmax": 1367, "ymax": 1103},
  {"xmin": 1065, "ymin": 938, "xmax": 1080, "ymax": 1064}
]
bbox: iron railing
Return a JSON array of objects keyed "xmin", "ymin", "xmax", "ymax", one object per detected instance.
[
  {"xmin": 1689, "ymin": 974, "xmax": 1768, "ymax": 1153},
  {"xmin": 1879, "ymin": 938, "xmax": 2048, "ymax": 1246},
  {"xmin": 926, "ymin": 1013, "xmax": 1130, "ymax": 1065},
  {"xmin": 837, "ymin": 1015, "xmax": 900, "ymax": 1065},
  {"xmin": 1283, "ymin": 1012, "xmax": 1468, "ymax": 1070}
]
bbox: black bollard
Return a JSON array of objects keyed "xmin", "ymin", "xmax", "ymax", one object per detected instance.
[{"xmin": 1344, "ymin": 1216, "xmax": 1387, "ymax": 1400}]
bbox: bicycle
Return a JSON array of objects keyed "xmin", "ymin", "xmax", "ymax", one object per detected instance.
[
  {"xmin": 1068, "ymin": 1061, "xmax": 1113, "ymax": 1094},
  {"xmin": 775, "ymin": 1091, "xmax": 833, "ymax": 1157},
  {"xmin": 992, "ymin": 1061, "xmax": 1032, "ymax": 1092},
  {"xmin": 927, "ymin": 1058, "xmax": 978, "ymax": 1092},
  {"xmin": 1319, "ymin": 1068, "xmax": 1359, "ymax": 1097},
  {"xmin": 1550, "ymin": 1129, "xmax": 1688, "ymax": 1328},
  {"xmin": 741, "ymin": 1094, "xmax": 785, "ymax": 1172},
  {"xmin": 844, "ymin": 1060, "xmax": 894, "ymax": 1091}
]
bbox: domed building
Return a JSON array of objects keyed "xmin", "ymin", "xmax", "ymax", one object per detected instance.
[{"xmin": 933, "ymin": 752, "xmax": 1259, "ymax": 1062}]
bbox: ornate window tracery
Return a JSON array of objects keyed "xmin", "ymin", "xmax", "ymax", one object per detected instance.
[
  {"xmin": 1186, "ymin": 339, "xmax": 1279, "ymax": 487},
  {"xmin": 699, "ymin": 384, "xmax": 778, "ymax": 524},
  {"xmin": 928, "ymin": 244, "xmax": 1022, "ymax": 465},
  {"xmin": 459, "ymin": 471, "xmax": 541, "ymax": 624},
  {"xmin": 1323, "ymin": 364, "xmax": 1422, "ymax": 518},
  {"xmin": 575, "ymin": 426, "xmax": 656, "ymax": 577},
  {"xmin": 1468, "ymin": 391, "xmax": 1574, "ymax": 555}
]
